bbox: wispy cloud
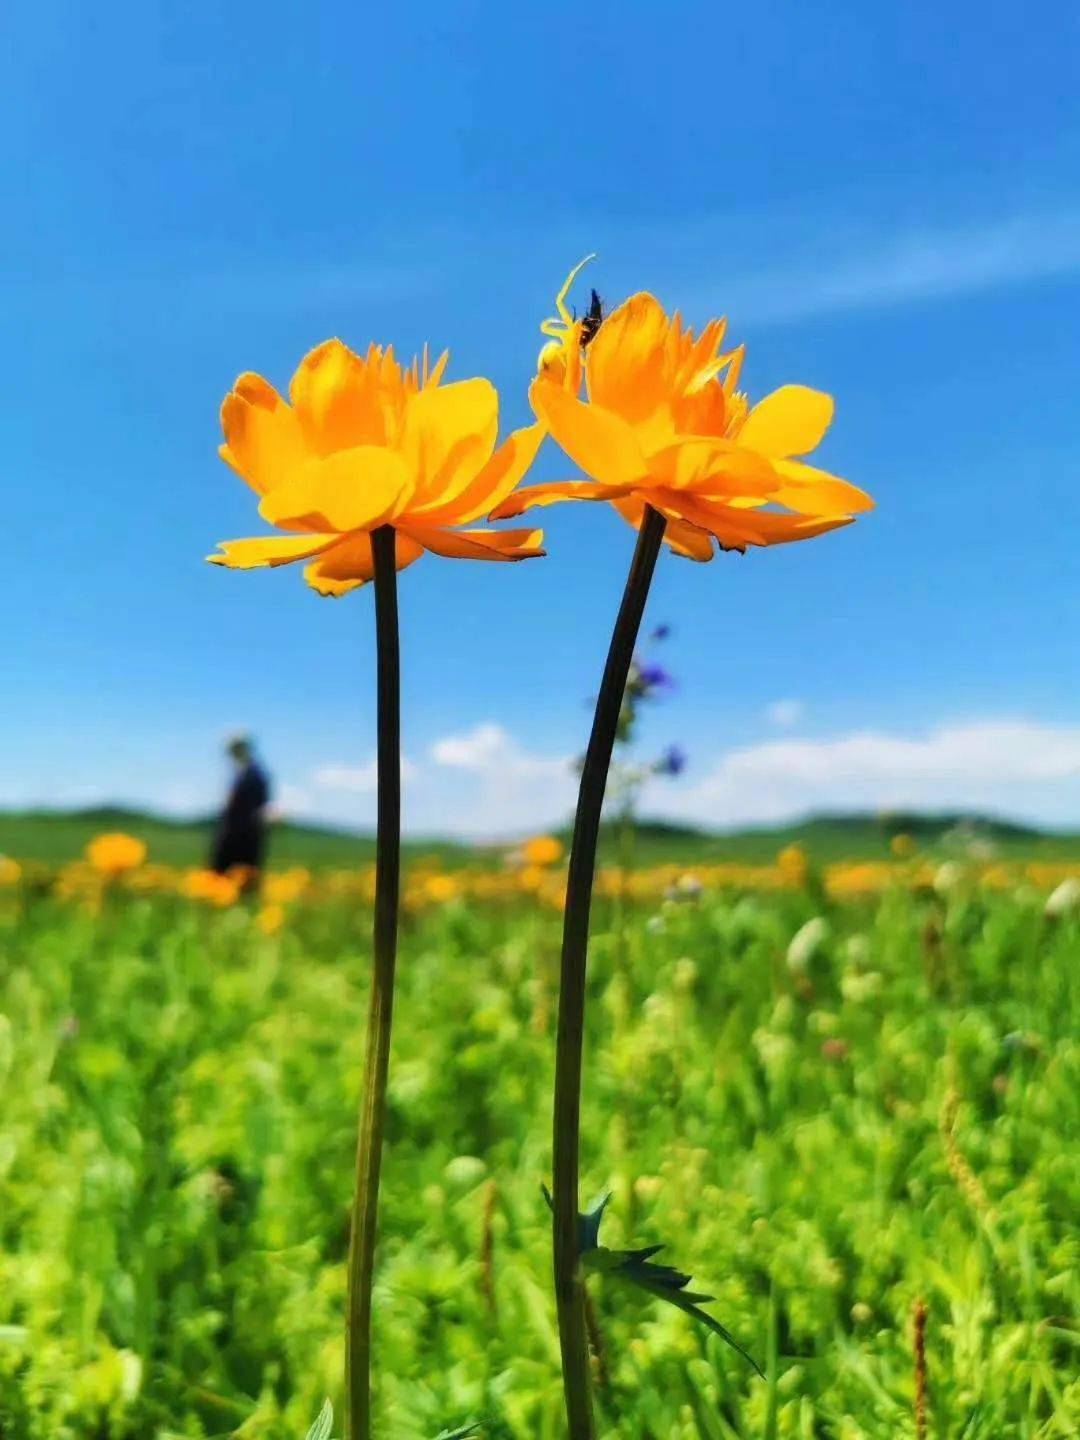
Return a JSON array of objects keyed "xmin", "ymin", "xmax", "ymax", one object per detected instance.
[
  {"xmin": 718, "ymin": 209, "xmax": 1080, "ymax": 327},
  {"xmin": 278, "ymin": 725, "xmax": 576, "ymax": 836},
  {"xmin": 11, "ymin": 717, "xmax": 1078, "ymax": 838},
  {"xmin": 282, "ymin": 717, "xmax": 1080, "ymax": 836},
  {"xmin": 425, "ymin": 723, "xmax": 577, "ymax": 836},
  {"xmin": 650, "ymin": 719, "xmax": 1080, "ymax": 829},
  {"xmin": 430, "ymin": 722, "xmax": 570, "ymax": 780},
  {"xmin": 312, "ymin": 758, "xmax": 418, "ymax": 793}
]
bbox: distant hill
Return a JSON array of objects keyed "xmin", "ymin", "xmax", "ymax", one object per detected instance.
[
  {"xmin": 1, "ymin": 805, "xmax": 1077, "ymax": 868},
  {"xmin": 0, "ymin": 807, "xmax": 453, "ymax": 869},
  {"xmin": 597, "ymin": 812, "xmax": 1077, "ymax": 865}
]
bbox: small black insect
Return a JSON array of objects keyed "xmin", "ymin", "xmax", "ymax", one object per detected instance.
[{"xmin": 579, "ymin": 288, "xmax": 604, "ymax": 348}]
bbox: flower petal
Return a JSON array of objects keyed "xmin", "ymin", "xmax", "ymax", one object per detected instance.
[
  {"xmin": 738, "ymin": 385, "xmax": 834, "ymax": 458},
  {"xmin": 611, "ymin": 494, "xmax": 714, "ymax": 562},
  {"xmin": 258, "ymin": 446, "xmax": 411, "ymax": 533},
  {"xmin": 400, "ymin": 525, "xmax": 545, "ymax": 562},
  {"xmin": 646, "ymin": 438, "xmax": 778, "ymax": 498},
  {"xmin": 772, "ymin": 459, "xmax": 874, "ymax": 516},
  {"xmin": 288, "ymin": 339, "xmax": 401, "ymax": 454},
  {"xmin": 666, "ymin": 519, "xmax": 715, "ymax": 561},
  {"xmin": 303, "ymin": 530, "xmax": 424, "ymax": 597},
  {"xmin": 490, "ymin": 477, "xmax": 637, "ymax": 520},
  {"xmin": 654, "ymin": 488, "xmax": 853, "ymax": 548},
  {"xmin": 585, "ymin": 292, "xmax": 674, "ymax": 420},
  {"xmin": 207, "ymin": 532, "xmax": 340, "ymax": 569},
  {"xmin": 412, "ymin": 422, "xmax": 546, "ymax": 526},
  {"xmin": 400, "ymin": 378, "xmax": 499, "ymax": 509},
  {"xmin": 219, "ymin": 374, "xmax": 307, "ymax": 495},
  {"xmin": 530, "ymin": 377, "xmax": 649, "ymax": 486}
]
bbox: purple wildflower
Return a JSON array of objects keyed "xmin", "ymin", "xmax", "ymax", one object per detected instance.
[
  {"xmin": 637, "ymin": 663, "xmax": 675, "ymax": 693},
  {"xmin": 654, "ymin": 744, "xmax": 687, "ymax": 777}
]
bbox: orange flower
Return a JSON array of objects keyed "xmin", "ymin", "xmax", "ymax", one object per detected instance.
[
  {"xmin": 85, "ymin": 832, "xmax": 147, "ymax": 876},
  {"xmin": 522, "ymin": 834, "xmax": 564, "ymax": 867},
  {"xmin": 493, "ymin": 265, "xmax": 873, "ymax": 558},
  {"xmin": 183, "ymin": 868, "xmax": 241, "ymax": 906},
  {"xmin": 208, "ymin": 341, "xmax": 546, "ymax": 595}
]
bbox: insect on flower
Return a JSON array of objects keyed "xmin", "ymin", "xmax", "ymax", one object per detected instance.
[
  {"xmin": 495, "ymin": 261, "xmax": 874, "ymax": 559},
  {"xmin": 579, "ymin": 288, "xmax": 604, "ymax": 349}
]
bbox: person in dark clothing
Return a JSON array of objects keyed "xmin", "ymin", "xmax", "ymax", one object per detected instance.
[{"xmin": 210, "ymin": 733, "xmax": 271, "ymax": 883}]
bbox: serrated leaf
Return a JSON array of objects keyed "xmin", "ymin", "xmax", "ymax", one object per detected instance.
[
  {"xmin": 609, "ymin": 1246, "xmax": 765, "ymax": 1378},
  {"xmin": 432, "ymin": 1426, "xmax": 480, "ymax": 1439},
  {"xmin": 543, "ymin": 1182, "xmax": 763, "ymax": 1378},
  {"xmin": 304, "ymin": 1398, "xmax": 334, "ymax": 1440},
  {"xmin": 541, "ymin": 1183, "xmax": 611, "ymax": 1254}
]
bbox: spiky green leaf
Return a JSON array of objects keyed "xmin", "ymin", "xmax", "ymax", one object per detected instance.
[
  {"xmin": 544, "ymin": 1183, "xmax": 763, "ymax": 1377},
  {"xmin": 304, "ymin": 1399, "xmax": 334, "ymax": 1440}
]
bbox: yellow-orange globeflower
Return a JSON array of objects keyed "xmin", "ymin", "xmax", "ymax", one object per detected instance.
[
  {"xmin": 86, "ymin": 832, "xmax": 147, "ymax": 876},
  {"xmin": 182, "ymin": 868, "xmax": 241, "ymax": 907},
  {"xmin": 208, "ymin": 340, "xmax": 546, "ymax": 595},
  {"xmin": 522, "ymin": 834, "xmax": 564, "ymax": 867},
  {"xmin": 493, "ymin": 265, "xmax": 873, "ymax": 556}
]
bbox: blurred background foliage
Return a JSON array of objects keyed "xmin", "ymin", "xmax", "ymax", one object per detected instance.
[{"xmin": 2, "ymin": 807, "xmax": 1078, "ymax": 870}]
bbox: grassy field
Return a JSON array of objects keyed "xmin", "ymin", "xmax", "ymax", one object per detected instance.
[
  {"xmin": 1, "ymin": 865, "xmax": 1078, "ymax": 1438},
  {"xmin": 2, "ymin": 807, "xmax": 1079, "ymax": 869}
]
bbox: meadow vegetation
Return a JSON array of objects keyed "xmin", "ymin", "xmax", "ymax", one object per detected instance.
[{"xmin": 1, "ymin": 846, "xmax": 1077, "ymax": 1437}]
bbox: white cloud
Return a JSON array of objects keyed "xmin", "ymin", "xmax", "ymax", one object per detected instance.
[
  {"xmin": 431, "ymin": 722, "xmax": 569, "ymax": 780},
  {"xmin": 649, "ymin": 720, "xmax": 1080, "ymax": 829},
  {"xmin": 426, "ymin": 723, "xmax": 577, "ymax": 835},
  {"xmin": 765, "ymin": 699, "xmax": 804, "ymax": 728},
  {"xmin": 722, "ymin": 209, "xmax": 1080, "ymax": 327},
  {"xmin": 274, "ymin": 782, "xmax": 314, "ymax": 817},
  {"xmin": 277, "ymin": 726, "xmax": 576, "ymax": 836},
  {"xmin": 10, "ymin": 717, "xmax": 1076, "ymax": 840},
  {"xmin": 312, "ymin": 758, "xmax": 417, "ymax": 793}
]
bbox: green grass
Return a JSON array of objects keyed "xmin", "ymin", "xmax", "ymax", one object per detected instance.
[
  {"xmin": 0, "ymin": 808, "xmax": 453, "ymax": 870},
  {"xmin": 3, "ymin": 806, "xmax": 1079, "ymax": 869},
  {"xmin": 1, "ymin": 877, "xmax": 1077, "ymax": 1438}
]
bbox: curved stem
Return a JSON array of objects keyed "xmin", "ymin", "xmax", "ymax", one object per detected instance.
[
  {"xmin": 552, "ymin": 505, "xmax": 667, "ymax": 1440},
  {"xmin": 346, "ymin": 525, "xmax": 401, "ymax": 1440}
]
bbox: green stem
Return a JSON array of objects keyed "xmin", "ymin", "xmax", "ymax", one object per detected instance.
[
  {"xmin": 346, "ymin": 525, "xmax": 401, "ymax": 1440},
  {"xmin": 552, "ymin": 505, "xmax": 667, "ymax": 1440}
]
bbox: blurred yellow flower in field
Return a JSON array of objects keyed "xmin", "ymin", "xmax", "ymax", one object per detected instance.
[
  {"xmin": 494, "ymin": 266, "xmax": 873, "ymax": 557},
  {"xmin": 183, "ymin": 869, "xmax": 240, "ymax": 907},
  {"xmin": 208, "ymin": 341, "xmax": 547, "ymax": 595},
  {"xmin": 980, "ymin": 864, "xmax": 1012, "ymax": 892},
  {"xmin": 423, "ymin": 874, "xmax": 460, "ymax": 903},
  {"xmin": 8, "ymin": 851, "xmax": 1080, "ymax": 909},
  {"xmin": 263, "ymin": 867, "xmax": 311, "ymax": 905},
  {"xmin": 776, "ymin": 844, "xmax": 809, "ymax": 888},
  {"xmin": 86, "ymin": 833, "xmax": 147, "ymax": 876},
  {"xmin": 890, "ymin": 833, "xmax": 916, "ymax": 858},
  {"xmin": 825, "ymin": 861, "xmax": 893, "ymax": 900},
  {"xmin": 522, "ymin": 835, "xmax": 564, "ymax": 867},
  {"xmin": 256, "ymin": 902, "xmax": 286, "ymax": 935}
]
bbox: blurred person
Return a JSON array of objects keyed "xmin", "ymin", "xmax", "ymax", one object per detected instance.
[{"xmin": 210, "ymin": 732, "xmax": 271, "ymax": 886}]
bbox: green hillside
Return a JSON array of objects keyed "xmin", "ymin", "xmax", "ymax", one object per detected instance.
[
  {"xmin": 610, "ymin": 813, "xmax": 1080, "ymax": 864},
  {"xmin": 1, "ymin": 805, "xmax": 1077, "ymax": 868},
  {"xmin": 0, "ymin": 807, "xmax": 458, "ymax": 869}
]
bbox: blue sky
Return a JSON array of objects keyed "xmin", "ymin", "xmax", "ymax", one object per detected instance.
[{"xmin": 4, "ymin": 1, "xmax": 1079, "ymax": 835}]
